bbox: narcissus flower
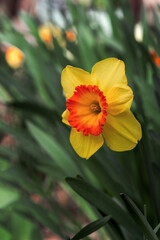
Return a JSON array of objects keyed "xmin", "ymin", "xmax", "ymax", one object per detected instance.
[
  {"xmin": 5, "ymin": 46, "xmax": 24, "ymax": 69},
  {"xmin": 52, "ymin": 25, "xmax": 66, "ymax": 48},
  {"xmin": 66, "ymin": 30, "xmax": 76, "ymax": 42},
  {"xmin": 39, "ymin": 25, "xmax": 52, "ymax": 43},
  {"xmin": 39, "ymin": 24, "xmax": 66, "ymax": 49},
  {"xmin": 61, "ymin": 58, "xmax": 142, "ymax": 159},
  {"xmin": 150, "ymin": 49, "xmax": 160, "ymax": 67},
  {"xmin": 72, "ymin": 0, "xmax": 92, "ymax": 6},
  {"xmin": 38, "ymin": 24, "xmax": 54, "ymax": 49}
]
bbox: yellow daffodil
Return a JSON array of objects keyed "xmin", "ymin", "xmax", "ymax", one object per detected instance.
[
  {"xmin": 38, "ymin": 24, "xmax": 66, "ymax": 49},
  {"xmin": 5, "ymin": 46, "xmax": 24, "ymax": 69},
  {"xmin": 61, "ymin": 58, "xmax": 142, "ymax": 159},
  {"xmin": 72, "ymin": 0, "xmax": 92, "ymax": 7},
  {"xmin": 51, "ymin": 25, "xmax": 66, "ymax": 48},
  {"xmin": 38, "ymin": 24, "xmax": 54, "ymax": 49}
]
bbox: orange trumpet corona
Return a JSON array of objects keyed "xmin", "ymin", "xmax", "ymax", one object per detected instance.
[{"xmin": 67, "ymin": 85, "xmax": 107, "ymax": 136}]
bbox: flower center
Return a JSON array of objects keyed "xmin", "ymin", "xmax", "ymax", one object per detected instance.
[
  {"xmin": 90, "ymin": 102, "xmax": 101, "ymax": 113},
  {"xmin": 67, "ymin": 85, "xmax": 108, "ymax": 136}
]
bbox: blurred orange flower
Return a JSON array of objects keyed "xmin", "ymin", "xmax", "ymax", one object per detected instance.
[
  {"xmin": 150, "ymin": 49, "xmax": 160, "ymax": 67},
  {"xmin": 5, "ymin": 46, "xmax": 24, "ymax": 69},
  {"xmin": 66, "ymin": 30, "xmax": 76, "ymax": 42}
]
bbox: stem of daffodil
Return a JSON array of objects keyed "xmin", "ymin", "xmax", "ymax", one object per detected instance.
[
  {"xmin": 141, "ymin": 129, "xmax": 160, "ymax": 222},
  {"xmin": 134, "ymin": 83, "xmax": 160, "ymax": 221}
]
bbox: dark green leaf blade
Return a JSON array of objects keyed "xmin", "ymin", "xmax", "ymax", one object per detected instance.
[
  {"xmin": 27, "ymin": 121, "xmax": 78, "ymax": 176},
  {"xmin": 149, "ymin": 130, "xmax": 160, "ymax": 145},
  {"xmin": 0, "ymin": 225, "xmax": 11, "ymax": 240},
  {"xmin": 71, "ymin": 215, "xmax": 111, "ymax": 240},
  {"xmin": 120, "ymin": 193, "xmax": 159, "ymax": 240},
  {"xmin": 66, "ymin": 177, "xmax": 140, "ymax": 237},
  {"xmin": 154, "ymin": 223, "xmax": 160, "ymax": 234}
]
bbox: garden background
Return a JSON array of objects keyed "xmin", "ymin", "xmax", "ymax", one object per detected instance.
[{"xmin": 0, "ymin": 0, "xmax": 160, "ymax": 239}]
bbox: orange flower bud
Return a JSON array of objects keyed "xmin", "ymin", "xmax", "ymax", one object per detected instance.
[
  {"xmin": 66, "ymin": 30, "xmax": 76, "ymax": 42},
  {"xmin": 150, "ymin": 49, "xmax": 160, "ymax": 67}
]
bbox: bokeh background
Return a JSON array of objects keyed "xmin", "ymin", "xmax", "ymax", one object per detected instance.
[{"xmin": 0, "ymin": 0, "xmax": 160, "ymax": 240}]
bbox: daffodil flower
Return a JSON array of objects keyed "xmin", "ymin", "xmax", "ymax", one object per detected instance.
[
  {"xmin": 5, "ymin": 46, "xmax": 24, "ymax": 69},
  {"xmin": 61, "ymin": 58, "xmax": 142, "ymax": 159},
  {"xmin": 38, "ymin": 24, "xmax": 66, "ymax": 49},
  {"xmin": 66, "ymin": 30, "xmax": 76, "ymax": 42},
  {"xmin": 150, "ymin": 49, "xmax": 160, "ymax": 68},
  {"xmin": 38, "ymin": 24, "xmax": 54, "ymax": 50}
]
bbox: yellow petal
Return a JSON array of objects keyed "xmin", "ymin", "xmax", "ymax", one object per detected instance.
[
  {"xmin": 70, "ymin": 128, "xmax": 104, "ymax": 159},
  {"xmin": 91, "ymin": 58, "xmax": 127, "ymax": 94},
  {"xmin": 61, "ymin": 66, "xmax": 92, "ymax": 99},
  {"xmin": 103, "ymin": 111, "xmax": 142, "ymax": 151},
  {"xmin": 106, "ymin": 85, "xmax": 133, "ymax": 116},
  {"xmin": 62, "ymin": 109, "xmax": 70, "ymax": 126}
]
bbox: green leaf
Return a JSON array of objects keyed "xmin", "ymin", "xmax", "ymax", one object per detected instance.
[
  {"xmin": 66, "ymin": 177, "xmax": 140, "ymax": 237},
  {"xmin": 71, "ymin": 215, "xmax": 111, "ymax": 240},
  {"xmin": 149, "ymin": 130, "xmax": 160, "ymax": 145},
  {"xmin": 0, "ymin": 158, "xmax": 11, "ymax": 171},
  {"xmin": 77, "ymin": 24, "xmax": 97, "ymax": 70},
  {"xmin": 120, "ymin": 193, "xmax": 159, "ymax": 240},
  {"xmin": 142, "ymin": 7, "xmax": 149, "ymax": 46},
  {"xmin": 0, "ymin": 120, "xmax": 52, "ymax": 161},
  {"xmin": 9, "ymin": 101, "xmax": 58, "ymax": 123},
  {"xmin": 19, "ymin": 12, "xmax": 39, "ymax": 39},
  {"xmin": 14, "ymin": 199, "xmax": 65, "ymax": 238},
  {"xmin": 0, "ymin": 84, "xmax": 11, "ymax": 102},
  {"xmin": 10, "ymin": 212, "xmax": 42, "ymax": 240},
  {"xmin": 0, "ymin": 167, "xmax": 40, "ymax": 193},
  {"xmin": 24, "ymin": 47, "xmax": 54, "ymax": 107},
  {"xmin": 0, "ymin": 226, "xmax": 11, "ymax": 240},
  {"xmin": 0, "ymin": 184, "xmax": 20, "ymax": 209},
  {"xmin": 154, "ymin": 223, "xmax": 160, "ymax": 234},
  {"xmin": 27, "ymin": 121, "xmax": 78, "ymax": 176}
]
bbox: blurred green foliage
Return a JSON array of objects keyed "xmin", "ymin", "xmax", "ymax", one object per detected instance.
[{"xmin": 0, "ymin": 0, "xmax": 160, "ymax": 239}]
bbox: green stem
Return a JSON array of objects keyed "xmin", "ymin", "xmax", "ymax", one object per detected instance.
[{"xmin": 141, "ymin": 129, "xmax": 160, "ymax": 222}]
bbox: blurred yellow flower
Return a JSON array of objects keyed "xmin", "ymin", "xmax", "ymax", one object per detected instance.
[
  {"xmin": 61, "ymin": 58, "xmax": 142, "ymax": 159},
  {"xmin": 38, "ymin": 24, "xmax": 66, "ymax": 49},
  {"xmin": 5, "ymin": 46, "xmax": 24, "ymax": 69},
  {"xmin": 51, "ymin": 25, "xmax": 62, "ymax": 40},
  {"xmin": 66, "ymin": 30, "xmax": 76, "ymax": 42},
  {"xmin": 72, "ymin": 0, "xmax": 92, "ymax": 6},
  {"xmin": 38, "ymin": 24, "xmax": 54, "ymax": 49},
  {"xmin": 39, "ymin": 25, "xmax": 52, "ymax": 43},
  {"xmin": 51, "ymin": 25, "xmax": 66, "ymax": 48}
]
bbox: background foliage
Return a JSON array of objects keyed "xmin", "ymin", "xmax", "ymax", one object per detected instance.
[{"xmin": 0, "ymin": 0, "xmax": 160, "ymax": 239}]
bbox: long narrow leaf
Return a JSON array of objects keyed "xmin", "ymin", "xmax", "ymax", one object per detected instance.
[
  {"xmin": 71, "ymin": 215, "xmax": 111, "ymax": 240},
  {"xmin": 66, "ymin": 177, "xmax": 140, "ymax": 237},
  {"xmin": 27, "ymin": 121, "xmax": 78, "ymax": 176},
  {"xmin": 120, "ymin": 193, "xmax": 159, "ymax": 240},
  {"xmin": 149, "ymin": 130, "xmax": 160, "ymax": 145}
]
